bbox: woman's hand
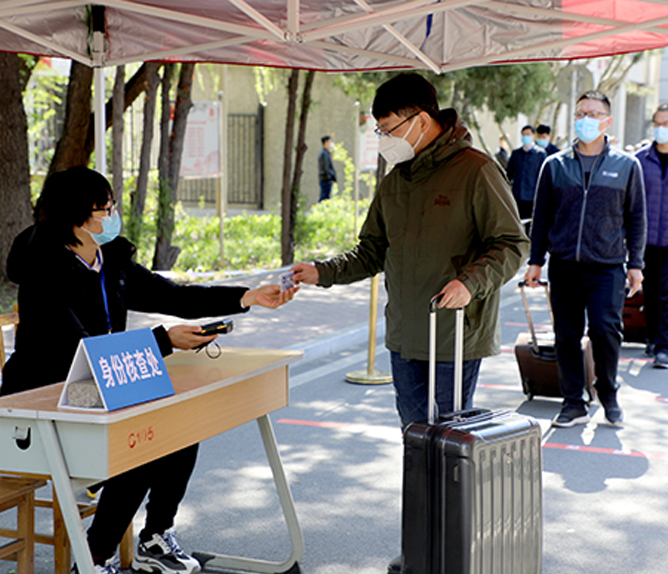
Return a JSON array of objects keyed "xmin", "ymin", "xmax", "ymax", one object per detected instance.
[
  {"xmin": 241, "ymin": 284, "xmax": 299, "ymax": 309},
  {"xmin": 168, "ymin": 325, "xmax": 217, "ymax": 350}
]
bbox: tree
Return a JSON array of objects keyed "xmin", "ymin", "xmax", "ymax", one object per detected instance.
[
  {"xmin": 127, "ymin": 63, "xmax": 161, "ymax": 247},
  {"xmin": 0, "ymin": 53, "xmax": 36, "ymax": 282},
  {"xmin": 152, "ymin": 63, "xmax": 195, "ymax": 270},
  {"xmin": 281, "ymin": 70, "xmax": 316, "ymax": 266}
]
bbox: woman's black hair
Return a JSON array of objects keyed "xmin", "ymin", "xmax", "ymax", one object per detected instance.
[
  {"xmin": 34, "ymin": 166, "xmax": 112, "ymax": 246},
  {"xmin": 371, "ymin": 73, "xmax": 440, "ymax": 122}
]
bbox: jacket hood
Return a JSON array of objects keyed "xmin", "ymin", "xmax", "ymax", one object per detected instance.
[{"xmin": 407, "ymin": 108, "xmax": 473, "ymax": 175}]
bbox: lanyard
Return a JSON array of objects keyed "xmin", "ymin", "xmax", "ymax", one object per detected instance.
[{"xmin": 75, "ymin": 250, "xmax": 112, "ymax": 334}]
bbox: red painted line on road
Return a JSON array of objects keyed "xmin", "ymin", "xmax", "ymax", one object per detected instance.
[
  {"xmin": 500, "ymin": 347, "xmax": 652, "ymax": 364},
  {"xmin": 543, "ymin": 442, "xmax": 667, "ymax": 460}
]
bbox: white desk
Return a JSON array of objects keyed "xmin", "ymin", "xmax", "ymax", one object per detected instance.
[{"xmin": 0, "ymin": 348, "xmax": 304, "ymax": 574}]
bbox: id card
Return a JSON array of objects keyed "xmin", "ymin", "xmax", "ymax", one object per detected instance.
[{"xmin": 280, "ymin": 271, "xmax": 295, "ymax": 292}]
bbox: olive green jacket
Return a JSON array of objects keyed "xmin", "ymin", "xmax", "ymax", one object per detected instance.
[{"xmin": 316, "ymin": 110, "xmax": 529, "ymax": 361}]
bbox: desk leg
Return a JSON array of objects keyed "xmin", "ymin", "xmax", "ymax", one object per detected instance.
[
  {"xmin": 194, "ymin": 414, "xmax": 304, "ymax": 574},
  {"xmin": 37, "ymin": 420, "xmax": 95, "ymax": 574}
]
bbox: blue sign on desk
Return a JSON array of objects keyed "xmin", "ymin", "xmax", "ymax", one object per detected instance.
[{"xmin": 58, "ymin": 329, "xmax": 174, "ymax": 411}]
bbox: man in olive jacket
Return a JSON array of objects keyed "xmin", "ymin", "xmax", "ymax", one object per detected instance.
[{"xmin": 292, "ymin": 73, "xmax": 529, "ymax": 428}]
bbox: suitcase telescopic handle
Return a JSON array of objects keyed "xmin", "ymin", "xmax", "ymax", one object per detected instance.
[
  {"xmin": 517, "ymin": 280, "xmax": 554, "ymax": 352},
  {"xmin": 428, "ymin": 296, "xmax": 464, "ymax": 425}
]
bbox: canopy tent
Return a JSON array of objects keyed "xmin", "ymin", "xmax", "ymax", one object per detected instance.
[{"xmin": 2, "ymin": 0, "xmax": 668, "ymax": 75}]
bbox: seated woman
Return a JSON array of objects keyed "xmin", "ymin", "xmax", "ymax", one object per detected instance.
[{"xmin": 0, "ymin": 166, "xmax": 298, "ymax": 574}]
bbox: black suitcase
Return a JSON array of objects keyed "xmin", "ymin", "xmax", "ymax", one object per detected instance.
[
  {"xmin": 400, "ymin": 302, "xmax": 543, "ymax": 574},
  {"xmin": 515, "ymin": 280, "xmax": 596, "ymax": 403}
]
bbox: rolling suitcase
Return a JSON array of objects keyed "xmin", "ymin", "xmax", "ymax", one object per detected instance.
[
  {"xmin": 621, "ymin": 289, "xmax": 647, "ymax": 343},
  {"xmin": 400, "ymin": 301, "xmax": 542, "ymax": 574},
  {"xmin": 515, "ymin": 280, "xmax": 596, "ymax": 403}
]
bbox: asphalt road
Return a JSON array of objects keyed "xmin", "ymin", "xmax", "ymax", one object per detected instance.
[{"xmin": 2, "ymin": 267, "xmax": 668, "ymax": 574}]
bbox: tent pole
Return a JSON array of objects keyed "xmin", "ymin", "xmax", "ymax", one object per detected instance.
[{"xmin": 94, "ymin": 67, "xmax": 107, "ymax": 175}]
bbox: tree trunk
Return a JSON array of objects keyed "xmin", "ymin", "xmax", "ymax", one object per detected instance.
[
  {"xmin": 48, "ymin": 61, "xmax": 94, "ymax": 175},
  {"xmin": 127, "ymin": 63, "xmax": 160, "ymax": 247},
  {"xmin": 112, "ymin": 65, "xmax": 125, "ymax": 214},
  {"xmin": 281, "ymin": 69, "xmax": 300, "ymax": 266},
  {"xmin": 0, "ymin": 53, "xmax": 33, "ymax": 282},
  {"xmin": 152, "ymin": 63, "xmax": 195, "ymax": 271},
  {"xmin": 290, "ymin": 70, "xmax": 316, "ymax": 211}
]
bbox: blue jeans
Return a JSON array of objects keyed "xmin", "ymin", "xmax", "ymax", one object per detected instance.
[
  {"xmin": 319, "ymin": 180, "xmax": 333, "ymax": 202},
  {"xmin": 548, "ymin": 258, "xmax": 625, "ymax": 406},
  {"xmin": 390, "ymin": 351, "xmax": 481, "ymax": 429}
]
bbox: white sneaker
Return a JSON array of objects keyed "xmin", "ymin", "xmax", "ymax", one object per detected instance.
[
  {"xmin": 72, "ymin": 556, "xmax": 120, "ymax": 574},
  {"xmin": 131, "ymin": 528, "xmax": 201, "ymax": 574}
]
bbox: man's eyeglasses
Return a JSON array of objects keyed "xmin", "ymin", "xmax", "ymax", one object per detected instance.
[
  {"xmin": 574, "ymin": 111, "xmax": 609, "ymax": 120},
  {"xmin": 92, "ymin": 202, "xmax": 117, "ymax": 217},
  {"xmin": 374, "ymin": 111, "xmax": 420, "ymax": 137}
]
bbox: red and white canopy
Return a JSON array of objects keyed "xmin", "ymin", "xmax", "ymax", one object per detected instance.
[{"xmin": 1, "ymin": 1, "xmax": 668, "ymax": 73}]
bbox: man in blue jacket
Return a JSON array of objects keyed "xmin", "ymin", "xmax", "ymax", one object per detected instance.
[
  {"xmin": 636, "ymin": 103, "xmax": 668, "ymax": 368},
  {"xmin": 525, "ymin": 90, "xmax": 646, "ymax": 427},
  {"xmin": 506, "ymin": 125, "xmax": 546, "ymax": 219}
]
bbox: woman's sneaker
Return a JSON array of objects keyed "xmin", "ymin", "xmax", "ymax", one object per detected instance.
[
  {"xmin": 72, "ymin": 557, "xmax": 120, "ymax": 574},
  {"xmin": 131, "ymin": 528, "xmax": 201, "ymax": 574}
]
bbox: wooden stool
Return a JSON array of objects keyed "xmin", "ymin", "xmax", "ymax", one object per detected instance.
[
  {"xmin": 0, "ymin": 475, "xmax": 48, "ymax": 574},
  {"xmin": 0, "ymin": 479, "xmax": 134, "ymax": 574}
]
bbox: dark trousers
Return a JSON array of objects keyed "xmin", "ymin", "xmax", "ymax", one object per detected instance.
[
  {"xmin": 319, "ymin": 180, "xmax": 333, "ymax": 202},
  {"xmin": 643, "ymin": 245, "xmax": 668, "ymax": 353},
  {"xmin": 548, "ymin": 258, "xmax": 625, "ymax": 406},
  {"xmin": 87, "ymin": 443, "xmax": 199, "ymax": 561}
]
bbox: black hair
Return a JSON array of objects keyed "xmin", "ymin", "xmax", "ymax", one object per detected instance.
[
  {"xmin": 372, "ymin": 73, "xmax": 440, "ymax": 122},
  {"xmin": 536, "ymin": 124, "xmax": 551, "ymax": 135},
  {"xmin": 321, "ymin": 135, "xmax": 331, "ymax": 144},
  {"xmin": 34, "ymin": 166, "xmax": 112, "ymax": 246},
  {"xmin": 521, "ymin": 125, "xmax": 535, "ymax": 134},
  {"xmin": 577, "ymin": 90, "xmax": 611, "ymax": 113},
  {"xmin": 653, "ymin": 104, "xmax": 668, "ymax": 122}
]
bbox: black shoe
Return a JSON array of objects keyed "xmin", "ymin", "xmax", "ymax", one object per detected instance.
[
  {"xmin": 552, "ymin": 404, "xmax": 590, "ymax": 428},
  {"xmin": 599, "ymin": 393, "xmax": 624, "ymax": 426},
  {"xmin": 645, "ymin": 343, "xmax": 656, "ymax": 357},
  {"xmin": 653, "ymin": 351, "xmax": 668, "ymax": 369},
  {"xmin": 387, "ymin": 555, "xmax": 402, "ymax": 574}
]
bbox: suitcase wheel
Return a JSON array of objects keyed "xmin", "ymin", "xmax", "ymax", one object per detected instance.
[{"xmin": 521, "ymin": 377, "xmax": 535, "ymax": 401}]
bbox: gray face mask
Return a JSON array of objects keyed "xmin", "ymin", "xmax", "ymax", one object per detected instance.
[{"xmin": 378, "ymin": 117, "xmax": 424, "ymax": 165}]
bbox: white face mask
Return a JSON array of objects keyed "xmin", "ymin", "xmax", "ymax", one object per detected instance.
[{"xmin": 378, "ymin": 117, "xmax": 424, "ymax": 165}]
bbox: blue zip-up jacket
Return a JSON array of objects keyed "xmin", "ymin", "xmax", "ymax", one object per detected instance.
[
  {"xmin": 529, "ymin": 138, "xmax": 647, "ymax": 269},
  {"xmin": 636, "ymin": 143, "xmax": 668, "ymax": 247},
  {"xmin": 506, "ymin": 145, "xmax": 546, "ymax": 202}
]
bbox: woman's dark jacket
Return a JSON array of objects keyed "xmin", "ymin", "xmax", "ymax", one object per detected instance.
[{"xmin": 1, "ymin": 224, "xmax": 249, "ymax": 396}]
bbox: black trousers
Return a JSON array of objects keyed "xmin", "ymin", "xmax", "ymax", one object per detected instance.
[
  {"xmin": 548, "ymin": 258, "xmax": 625, "ymax": 406},
  {"xmin": 643, "ymin": 245, "xmax": 668, "ymax": 354},
  {"xmin": 87, "ymin": 443, "xmax": 199, "ymax": 561}
]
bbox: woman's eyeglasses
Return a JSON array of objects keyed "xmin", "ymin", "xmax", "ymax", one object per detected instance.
[{"xmin": 92, "ymin": 202, "xmax": 117, "ymax": 217}]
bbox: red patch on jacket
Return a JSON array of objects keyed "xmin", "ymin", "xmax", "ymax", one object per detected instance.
[{"xmin": 434, "ymin": 194, "xmax": 451, "ymax": 206}]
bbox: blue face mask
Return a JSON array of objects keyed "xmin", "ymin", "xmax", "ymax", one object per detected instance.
[
  {"xmin": 575, "ymin": 116, "xmax": 603, "ymax": 144},
  {"xmin": 90, "ymin": 212, "xmax": 121, "ymax": 245},
  {"xmin": 535, "ymin": 138, "xmax": 548, "ymax": 148},
  {"xmin": 654, "ymin": 126, "xmax": 668, "ymax": 145},
  {"xmin": 521, "ymin": 135, "xmax": 534, "ymax": 147}
]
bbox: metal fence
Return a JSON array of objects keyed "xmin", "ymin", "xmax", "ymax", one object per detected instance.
[{"xmin": 177, "ymin": 106, "xmax": 264, "ymax": 209}]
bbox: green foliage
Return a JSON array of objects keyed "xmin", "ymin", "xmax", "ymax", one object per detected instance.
[
  {"xmin": 126, "ymin": 144, "xmax": 371, "ymax": 273},
  {"xmin": 446, "ymin": 63, "xmax": 557, "ymax": 124},
  {"xmin": 333, "ymin": 64, "xmax": 556, "ymax": 126}
]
